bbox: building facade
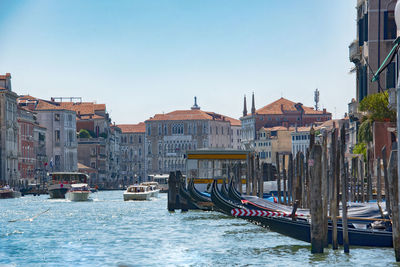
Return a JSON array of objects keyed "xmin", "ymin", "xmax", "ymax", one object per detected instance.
[
  {"xmin": 0, "ymin": 73, "xmax": 20, "ymax": 186},
  {"xmin": 255, "ymin": 126, "xmax": 293, "ymax": 165},
  {"xmin": 118, "ymin": 123, "xmax": 146, "ymax": 184},
  {"xmin": 241, "ymin": 95, "xmax": 331, "ymax": 149},
  {"xmin": 349, "ymin": 0, "xmax": 397, "ymax": 102},
  {"xmin": 17, "ymin": 107, "xmax": 36, "ymax": 184},
  {"xmin": 145, "ymin": 101, "xmax": 241, "ymax": 176}
]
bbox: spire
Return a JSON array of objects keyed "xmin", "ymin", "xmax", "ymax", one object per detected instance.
[
  {"xmin": 243, "ymin": 95, "xmax": 247, "ymax": 117},
  {"xmin": 191, "ymin": 96, "xmax": 200, "ymax": 110},
  {"xmin": 251, "ymin": 92, "xmax": 255, "ymax": 115}
]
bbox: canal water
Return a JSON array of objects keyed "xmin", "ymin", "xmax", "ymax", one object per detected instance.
[{"xmin": 0, "ymin": 191, "xmax": 397, "ymax": 266}]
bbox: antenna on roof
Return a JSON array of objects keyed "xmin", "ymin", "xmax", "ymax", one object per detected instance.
[{"xmin": 314, "ymin": 88, "xmax": 320, "ymax": 111}]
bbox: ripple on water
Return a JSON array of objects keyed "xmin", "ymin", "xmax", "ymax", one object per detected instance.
[{"xmin": 0, "ymin": 192, "xmax": 398, "ymax": 266}]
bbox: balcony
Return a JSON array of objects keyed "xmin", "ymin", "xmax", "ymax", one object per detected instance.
[
  {"xmin": 349, "ymin": 40, "xmax": 361, "ymax": 64},
  {"xmin": 348, "ymin": 100, "xmax": 359, "ymax": 115}
]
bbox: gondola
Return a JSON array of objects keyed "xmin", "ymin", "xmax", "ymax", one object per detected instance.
[
  {"xmin": 211, "ymin": 180, "xmax": 393, "ymax": 247},
  {"xmin": 227, "ymin": 179, "xmax": 243, "ymax": 204},
  {"xmin": 220, "ymin": 179, "xmax": 231, "ymax": 200},
  {"xmin": 188, "ymin": 178, "xmax": 212, "ymax": 203},
  {"xmin": 178, "ymin": 180, "xmax": 202, "ymax": 210}
]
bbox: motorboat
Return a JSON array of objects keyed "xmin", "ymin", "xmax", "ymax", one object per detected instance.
[
  {"xmin": 0, "ymin": 186, "xmax": 21, "ymax": 199},
  {"xmin": 123, "ymin": 185, "xmax": 153, "ymax": 201},
  {"xmin": 48, "ymin": 172, "xmax": 89, "ymax": 199},
  {"xmin": 65, "ymin": 183, "xmax": 90, "ymax": 201},
  {"xmin": 140, "ymin": 182, "xmax": 160, "ymax": 198}
]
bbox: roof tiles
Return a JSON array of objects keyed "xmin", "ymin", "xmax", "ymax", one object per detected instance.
[
  {"xmin": 146, "ymin": 109, "xmax": 241, "ymax": 126},
  {"xmin": 255, "ymin": 97, "xmax": 330, "ymax": 116},
  {"xmin": 117, "ymin": 122, "xmax": 146, "ymax": 133}
]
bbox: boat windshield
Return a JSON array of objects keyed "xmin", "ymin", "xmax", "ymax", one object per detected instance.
[
  {"xmin": 50, "ymin": 172, "xmax": 88, "ymax": 184},
  {"xmin": 128, "ymin": 186, "xmax": 148, "ymax": 193}
]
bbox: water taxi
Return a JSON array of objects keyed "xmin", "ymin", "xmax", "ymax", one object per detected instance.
[
  {"xmin": 48, "ymin": 172, "xmax": 89, "ymax": 199},
  {"xmin": 140, "ymin": 182, "xmax": 160, "ymax": 198},
  {"xmin": 123, "ymin": 185, "xmax": 154, "ymax": 201},
  {"xmin": 66, "ymin": 183, "xmax": 90, "ymax": 201}
]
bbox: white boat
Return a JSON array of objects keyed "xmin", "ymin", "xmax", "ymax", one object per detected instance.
[
  {"xmin": 123, "ymin": 185, "xmax": 153, "ymax": 201},
  {"xmin": 149, "ymin": 174, "xmax": 169, "ymax": 193},
  {"xmin": 48, "ymin": 172, "xmax": 89, "ymax": 199},
  {"xmin": 140, "ymin": 182, "xmax": 160, "ymax": 198},
  {"xmin": 65, "ymin": 183, "xmax": 90, "ymax": 201}
]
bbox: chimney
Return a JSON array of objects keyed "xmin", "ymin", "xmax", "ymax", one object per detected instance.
[{"xmin": 323, "ymin": 108, "xmax": 326, "ymax": 114}]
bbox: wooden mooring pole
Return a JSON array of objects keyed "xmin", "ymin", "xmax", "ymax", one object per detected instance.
[
  {"xmin": 388, "ymin": 149, "xmax": 400, "ymax": 261},
  {"xmin": 310, "ymin": 144, "xmax": 323, "ymax": 253},
  {"xmin": 276, "ymin": 152, "xmax": 282, "ymax": 204},
  {"xmin": 288, "ymin": 153, "xmax": 294, "ymax": 205},
  {"xmin": 377, "ymin": 157, "xmax": 382, "ymax": 203},
  {"xmin": 382, "ymin": 146, "xmax": 391, "ymax": 214},
  {"xmin": 283, "ymin": 155, "xmax": 288, "ymax": 205},
  {"xmin": 340, "ymin": 125, "xmax": 349, "ymax": 253},
  {"xmin": 330, "ymin": 128, "xmax": 338, "ymax": 249}
]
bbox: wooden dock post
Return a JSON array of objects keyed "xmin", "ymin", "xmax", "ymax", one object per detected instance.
[
  {"xmin": 300, "ymin": 153, "xmax": 305, "ymax": 208},
  {"xmin": 283, "ymin": 155, "xmax": 288, "ymax": 205},
  {"xmin": 350, "ymin": 158, "xmax": 356, "ymax": 202},
  {"xmin": 340, "ymin": 125, "xmax": 349, "ymax": 253},
  {"xmin": 252, "ymin": 154, "xmax": 257, "ymax": 196},
  {"xmin": 246, "ymin": 153, "xmax": 251, "ymax": 195},
  {"xmin": 176, "ymin": 171, "xmax": 189, "ymax": 212},
  {"xmin": 310, "ymin": 144, "xmax": 323, "ymax": 253},
  {"xmin": 256, "ymin": 156, "xmax": 263, "ymax": 198},
  {"xmin": 306, "ymin": 149, "xmax": 310, "ymax": 209},
  {"xmin": 330, "ymin": 128, "xmax": 338, "ymax": 249},
  {"xmin": 288, "ymin": 153, "xmax": 294, "ymax": 205},
  {"xmin": 276, "ymin": 152, "xmax": 282, "ymax": 204},
  {"xmin": 382, "ymin": 146, "xmax": 391, "ymax": 213},
  {"xmin": 377, "ymin": 158, "xmax": 382, "ymax": 203},
  {"xmin": 388, "ymin": 149, "xmax": 400, "ymax": 261},
  {"xmin": 366, "ymin": 147, "xmax": 373, "ymax": 202},
  {"xmin": 360, "ymin": 159, "xmax": 365, "ymax": 203},
  {"xmin": 167, "ymin": 172, "xmax": 178, "ymax": 211},
  {"xmin": 321, "ymin": 133, "xmax": 328, "ymax": 247}
]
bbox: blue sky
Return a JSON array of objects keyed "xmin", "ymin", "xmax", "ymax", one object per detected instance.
[{"xmin": 0, "ymin": 0, "xmax": 356, "ymax": 123}]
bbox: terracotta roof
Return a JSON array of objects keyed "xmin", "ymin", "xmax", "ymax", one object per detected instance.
[
  {"xmin": 77, "ymin": 114, "xmax": 105, "ymax": 120},
  {"xmin": 35, "ymin": 100, "xmax": 65, "ymax": 110},
  {"xmin": 19, "ymin": 95, "xmax": 38, "ymax": 100},
  {"xmin": 262, "ymin": 126, "xmax": 295, "ymax": 132},
  {"xmin": 0, "ymin": 73, "xmax": 11, "ymax": 79},
  {"xmin": 146, "ymin": 109, "xmax": 240, "ymax": 126},
  {"xmin": 77, "ymin": 162, "xmax": 97, "ymax": 173},
  {"xmin": 117, "ymin": 122, "xmax": 146, "ymax": 133},
  {"xmin": 57, "ymin": 102, "xmax": 106, "ymax": 116},
  {"xmin": 255, "ymin": 97, "xmax": 330, "ymax": 116}
]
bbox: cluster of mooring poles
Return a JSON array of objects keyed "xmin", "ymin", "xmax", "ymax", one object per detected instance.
[{"xmin": 272, "ymin": 124, "xmax": 399, "ymax": 255}]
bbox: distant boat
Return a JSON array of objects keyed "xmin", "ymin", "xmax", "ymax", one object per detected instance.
[
  {"xmin": 0, "ymin": 186, "xmax": 21, "ymax": 199},
  {"xmin": 140, "ymin": 182, "xmax": 160, "ymax": 198},
  {"xmin": 123, "ymin": 185, "xmax": 157, "ymax": 201},
  {"xmin": 66, "ymin": 183, "xmax": 91, "ymax": 201},
  {"xmin": 48, "ymin": 172, "xmax": 89, "ymax": 199},
  {"xmin": 149, "ymin": 174, "xmax": 169, "ymax": 193}
]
